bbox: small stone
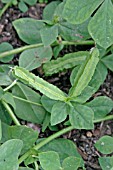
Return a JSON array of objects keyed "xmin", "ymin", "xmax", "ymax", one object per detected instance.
[{"xmin": 86, "ymin": 131, "xmax": 93, "ymax": 137}]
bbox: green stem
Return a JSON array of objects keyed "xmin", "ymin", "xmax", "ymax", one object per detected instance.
[
  {"xmin": 2, "ymin": 100, "xmax": 20, "ymax": 125},
  {"xmin": 0, "ymin": 40, "xmax": 94, "ymax": 59},
  {"xmin": 18, "ymin": 113, "xmax": 113, "ymax": 164},
  {"xmin": 4, "ymin": 79, "xmax": 17, "ymax": 92},
  {"xmin": 13, "ymin": 96, "xmax": 42, "ymax": 106},
  {"xmin": 18, "ymin": 126, "xmax": 74, "ymax": 164},
  {"xmin": 93, "ymin": 115, "xmax": 113, "ymax": 123},
  {"xmin": 0, "ymin": 43, "xmax": 43, "ymax": 59},
  {"xmin": 0, "ymin": 0, "xmax": 13, "ymax": 18}
]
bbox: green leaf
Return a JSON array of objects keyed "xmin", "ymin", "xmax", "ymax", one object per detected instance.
[
  {"xmin": 41, "ymin": 95, "xmax": 57, "ymax": 113},
  {"xmin": 99, "ymin": 157, "xmax": 113, "ymax": 170},
  {"xmin": 51, "ymin": 101, "xmax": 69, "ymax": 125},
  {"xmin": 63, "ymin": 0, "xmax": 103, "ymax": 24},
  {"xmin": 95, "ymin": 136, "xmax": 113, "ymax": 154},
  {"xmin": 9, "ymin": 126, "xmax": 38, "ymax": 154},
  {"xmin": 18, "ymin": 1, "xmax": 28, "ymax": 13},
  {"xmin": 69, "ymin": 48, "xmax": 99, "ymax": 99},
  {"xmin": 23, "ymin": 0, "xmax": 37, "ymax": 5},
  {"xmin": 19, "ymin": 167, "xmax": 34, "ymax": 170},
  {"xmin": 53, "ymin": 44, "xmax": 64, "ymax": 58},
  {"xmin": 39, "ymin": 138, "xmax": 83, "ymax": 165},
  {"xmin": 0, "ymin": 139, "xmax": 23, "ymax": 170},
  {"xmin": 59, "ymin": 19, "xmax": 91, "ymax": 41},
  {"xmin": 12, "ymin": 83, "xmax": 45, "ymax": 124},
  {"xmin": 101, "ymin": 53, "xmax": 113, "ymax": 71},
  {"xmin": 86, "ymin": 96, "xmax": 113, "ymax": 120},
  {"xmin": 69, "ymin": 103, "xmax": 94, "ymax": 129},
  {"xmin": 13, "ymin": 18, "xmax": 45, "ymax": 44},
  {"xmin": 42, "ymin": 112, "xmax": 50, "ymax": 132},
  {"xmin": 39, "ymin": 151, "xmax": 61, "ymax": 170},
  {"xmin": 0, "ymin": 42, "xmax": 14, "ymax": 63},
  {"xmin": 40, "ymin": 25, "xmax": 58, "ymax": 46},
  {"xmin": 43, "ymin": 1, "xmax": 60, "ymax": 21},
  {"xmin": 0, "ymin": 87, "xmax": 4, "ymax": 99},
  {"xmin": 88, "ymin": 0, "xmax": 113, "ymax": 49},
  {"xmin": 19, "ymin": 46, "xmax": 52, "ymax": 71},
  {"xmin": 0, "ymin": 120, "xmax": 2, "ymax": 141},
  {"xmin": 1, "ymin": 124, "xmax": 38, "ymax": 155},
  {"xmin": 0, "ymin": 65, "xmax": 13, "ymax": 86},
  {"xmin": 13, "ymin": 66, "xmax": 67, "ymax": 101},
  {"xmin": 0, "ymin": 103, "xmax": 12, "ymax": 125},
  {"xmin": 8, "ymin": 125, "xmax": 38, "ymax": 155},
  {"xmin": 62, "ymin": 156, "xmax": 82, "ymax": 170},
  {"xmin": 2, "ymin": 92, "xmax": 16, "ymax": 109},
  {"xmin": 43, "ymin": 51, "xmax": 89, "ymax": 76}
]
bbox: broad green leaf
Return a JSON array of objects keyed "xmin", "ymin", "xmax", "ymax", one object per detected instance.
[
  {"xmin": 42, "ymin": 112, "xmax": 50, "ymax": 132},
  {"xmin": 19, "ymin": 167, "xmax": 34, "ymax": 170},
  {"xmin": 0, "ymin": 42, "xmax": 14, "ymax": 63},
  {"xmin": 0, "ymin": 65, "xmax": 13, "ymax": 86},
  {"xmin": 23, "ymin": 0, "xmax": 37, "ymax": 5},
  {"xmin": 13, "ymin": 66, "xmax": 67, "ymax": 101},
  {"xmin": 43, "ymin": 1, "xmax": 60, "ymax": 21},
  {"xmin": 53, "ymin": 44, "xmax": 64, "ymax": 58},
  {"xmin": 72, "ymin": 62, "xmax": 107, "ymax": 103},
  {"xmin": 86, "ymin": 96, "xmax": 113, "ymax": 120},
  {"xmin": 59, "ymin": 19, "xmax": 91, "ymax": 41},
  {"xmin": 13, "ymin": 18, "xmax": 45, "ymax": 44},
  {"xmin": 101, "ymin": 54, "xmax": 113, "ymax": 71},
  {"xmin": 69, "ymin": 103, "xmax": 94, "ymax": 129},
  {"xmin": 1, "ymin": 124, "xmax": 38, "ymax": 155},
  {"xmin": 99, "ymin": 157, "xmax": 113, "ymax": 170},
  {"xmin": 88, "ymin": 0, "xmax": 113, "ymax": 49},
  {"xmin": 39, "ymin": 138, "xmax": 83, "ymax": 165},
  {"xmin": 41, "ymin": 95, "xmax": 57, "ymax": 113},
  {"xmin": 0, "ymin": 103, "xmax": 12, "ymax": 125},
  {"xmin": 95, "ymin": 136, "xmax": 113, "ymax": 154},
  {"xmin": 8, "ymin": 125, "xmax": 38, "ymax": 155},
  {"xmin": 40, "ymin": 25, "xmax": 58, "ymax": 46},
  {"xmin": 63, "ymin": 0, "xmax": 103, "ymax": 24},
  {"xmin": 69, "ymin": 48, "xmax": 99, "ymax": 99},
  {"xmin": 2, "ymin": 92, "xmax": 16, "ymax": 109},
  {"xmin": 18, "ymin": 1, "xmax": 28, "ymax": 12},
  {"xmin": 43, "ymin": 51, "xmax": 89, "ymax": 76},
  {"xmin": 0, "ymin": 139, "xmax": 23, "ymax": 170},
  {"xmin": 62, "ymin": 156, "xmax": 82, "ymax": 170},
  {"xmin": 0, "ymin": 123, "xmax": 9, "ymax": 143},
  {"xmin": 39, "ymin": 151, "xmax": 61, "ymax": 170},
  {"xmin": 19, "ymin": 46, "xmax": 52, "ymax": 71},
  {"xmin": 0, "ymin": 120, "xmax": 2, "ymax": 141},
  {"xmin": 12, "ymin": 83, "xmax": 46, "ymax": 124},
  {"xmin": 51, "ymin": 101, "xmax": 69, "ymax": 125},
  {"xmin": 0, "ymin": 87, "xmax": 4, "ymax": 99}
]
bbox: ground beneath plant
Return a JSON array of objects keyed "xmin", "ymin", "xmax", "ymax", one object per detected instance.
[{"xmin": 0, "ymin": 2, "xmax": 113, "ymax": 170}]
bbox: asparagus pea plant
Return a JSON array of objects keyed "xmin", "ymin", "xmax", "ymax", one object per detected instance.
[{"xmin": 0, "ymin": 0, "xmax": 113, "ymax": 169}]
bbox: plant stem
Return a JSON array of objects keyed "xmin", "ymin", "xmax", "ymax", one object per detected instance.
[
  {"xmin": 0, "ymin": 40, "xmax": 94, "ymax": 59},
  {"xmin": 18, "ymin": 126, "xmax": 74, "ymax": 164},
  {"xmin": 61, "ymin": 40, "xmax": 94, "ymax": 46},
  {"xmin": 18, "ymin": 113, "xmax": 113, "ymax": 164},
  {"xmin": 0, "ymin": 0, "xmax": 13, "ymax": 18},
  {"xmin": 94, "ymin": 115, "xmax": 113, "ymax": 123},
  {"xmin": 2, "ymin": 100, "xmax": 20, "ymax": 125},
  {"xmin": 0, "ymin": 43, "xmax": 43, "ymax": 59},
  {"xmin": 4, "ymin": 79, "xmax": 17, "ymax": 92}
]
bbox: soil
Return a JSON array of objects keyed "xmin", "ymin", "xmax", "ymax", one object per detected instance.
[{"xmin": 0, "ymin": 2, "xmax": 113, "ymax": 170}]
